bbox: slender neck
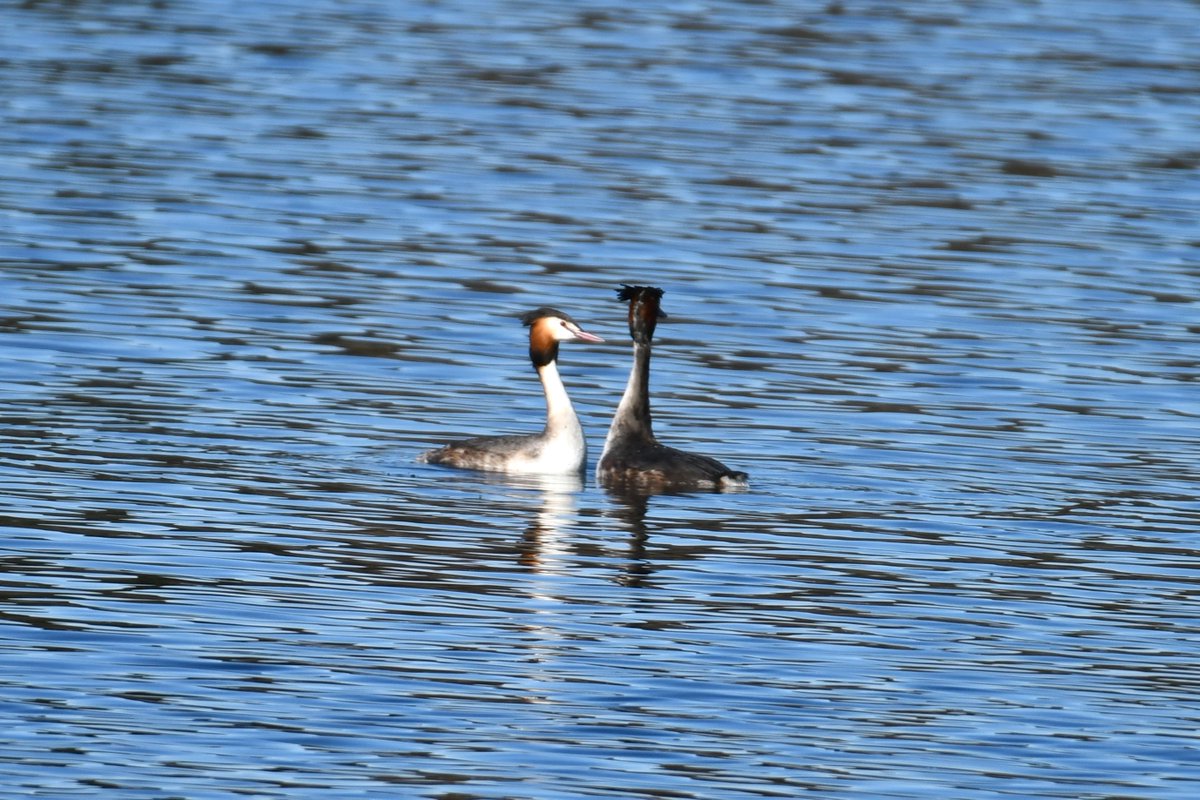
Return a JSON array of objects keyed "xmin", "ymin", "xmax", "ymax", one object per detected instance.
[
  {"xmin": 536, "ymin": 357, "xmax": 580, "ymax": 437},
  {"xmin": 605, "ymin": 341, "xmax": 654, "ymax": 447}
]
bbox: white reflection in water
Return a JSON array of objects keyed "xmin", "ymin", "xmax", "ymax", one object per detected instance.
[{"xmin": 516, "ymin": 472, "xmax": 583, "ymax": 578}]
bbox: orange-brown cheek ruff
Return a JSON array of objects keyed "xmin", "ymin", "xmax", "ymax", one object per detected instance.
[{"xmin": 527, "ymin": 319, "xmax": 559, "ymax": 369}]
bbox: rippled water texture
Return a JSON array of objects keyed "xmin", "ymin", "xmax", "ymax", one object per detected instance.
[{"xmin": 2, "ymin": 1, "xmax": 1199, "ymax": 798}]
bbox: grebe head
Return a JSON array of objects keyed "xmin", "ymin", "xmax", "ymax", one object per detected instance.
[
  {"xmin": 520, "ymin": 307, "xmax": 604, "ymax": 343},
  {"xmin": 615, "ymin": 285, "xmax": 666, "ymax": 345},
  {"xmin": 520, "ymin": 307, "xmax": 604, "ymax": 367}
]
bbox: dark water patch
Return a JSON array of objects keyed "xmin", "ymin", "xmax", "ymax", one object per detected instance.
[{"xmin": 999, "ymin": 158, "xmax": 1062, "ymax": 177}]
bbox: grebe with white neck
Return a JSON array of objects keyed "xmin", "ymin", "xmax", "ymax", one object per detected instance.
[
  {"xmin": 420, "ymin": 307, "xmax": 603, "ymax": 475},
  {"xmin": 598, "ymin": 285, "xmax": 748, "ymax": 492}
]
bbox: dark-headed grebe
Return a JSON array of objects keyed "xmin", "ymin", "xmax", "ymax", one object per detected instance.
[
  {"xmin": 598, "ymin": 285, "xmax": 748, "ymax": 492},
  {"xmin": 421, "ymin": 308, "xmax": 603, "ymax": 474}
]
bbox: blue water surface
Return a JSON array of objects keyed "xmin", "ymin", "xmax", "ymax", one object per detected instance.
[{"xmin": 2, "ymin": 1, "xmax": 1198, "ymax": 798}]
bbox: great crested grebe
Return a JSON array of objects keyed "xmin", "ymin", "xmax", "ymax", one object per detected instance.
[
  {"xmin": 598, "ymin": 285, "xmax": 749, "ymax": 492},
  {"xmin": 420, "ymin": 307, "xmax": 603, "ymax": 474}
]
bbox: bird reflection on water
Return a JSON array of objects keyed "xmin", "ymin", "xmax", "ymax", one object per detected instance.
[{"xmin": 506, "ymin": 473, "xmax": 657, "ymax": 589}]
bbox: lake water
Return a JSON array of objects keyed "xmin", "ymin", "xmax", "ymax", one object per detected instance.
[{"xmin": 2, "ymin": 1, "xmax": 1199, "ymax": 798}]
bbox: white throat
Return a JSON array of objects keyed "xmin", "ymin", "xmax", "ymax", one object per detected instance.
[{"xmin": 526, "ymin": 359, "xmax": 586, "ymax": 472}]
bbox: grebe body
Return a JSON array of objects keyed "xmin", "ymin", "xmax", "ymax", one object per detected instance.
[
  {"xmin": 598, "ymin": 285, "xmax": 748, "ymax": 492},
  {"xmin": 421, "ymin": 308, "xmax": 603, "ymax": 475}
]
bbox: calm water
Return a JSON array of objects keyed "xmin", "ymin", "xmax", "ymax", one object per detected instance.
[{"xmin": 2, "ymin": 1, "xmax": 1199, "ymax": 798}]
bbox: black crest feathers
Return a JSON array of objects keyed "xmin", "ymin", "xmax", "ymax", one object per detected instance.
[
  {"xmin": 615, "ymin": 285, "xmax": 666, "ymax": 344},
  {"xmin": 520, "ymin": 307, "xmax": 576, "ymax": 327}
]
